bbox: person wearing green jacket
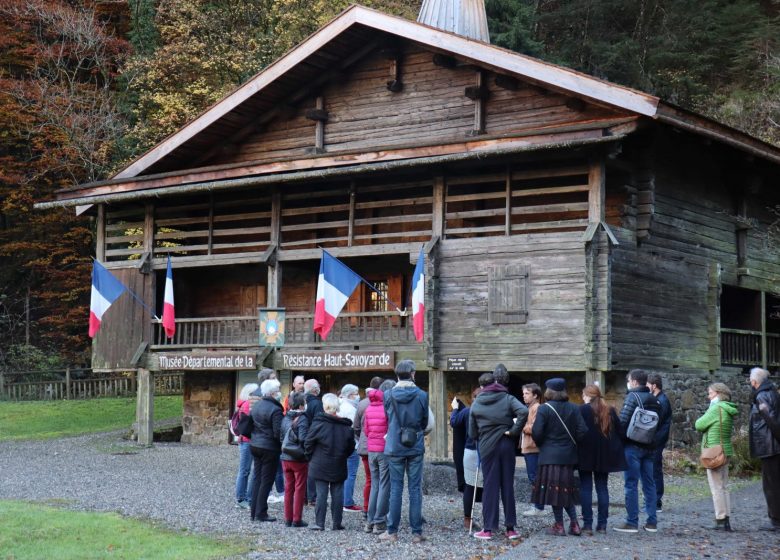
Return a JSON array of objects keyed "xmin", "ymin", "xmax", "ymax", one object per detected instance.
[{"xmin": 695, "ymin": 382, "xmax": 738, "ymax": 532}]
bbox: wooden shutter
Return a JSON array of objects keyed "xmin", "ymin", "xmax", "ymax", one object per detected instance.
[{"xmin": 488, "ymin": 264, "xmax": 529, "ymax": 324}]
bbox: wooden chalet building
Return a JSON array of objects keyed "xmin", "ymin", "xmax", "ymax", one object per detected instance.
[{"xmin": 39, "ymin": 3, "xmax": 780, "ymax": 453}]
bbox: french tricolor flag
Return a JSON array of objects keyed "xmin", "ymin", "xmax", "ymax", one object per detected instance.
[
  {"xmin": 313, "ymin": 251, "xmax": 361, "ymax": 340},
  {"xmin": 411, "ymin": 247, "xmax": 425, "ymax": 343},
  {"xmin": 89, "ymin": 260, "xmax": 127, "ymax": 338},
  {"xmin": 162, "ymin": 255, "xmax": 175, "ymax": 338}
]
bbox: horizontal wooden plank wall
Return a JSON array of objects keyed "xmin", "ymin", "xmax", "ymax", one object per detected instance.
[
  {"xmin": 208, "ymin": 42, "xmax": 626, "ymax": 168},
  {"xmin": 435, "ymin": 233, "xmax": 586, "ymax": 372}
]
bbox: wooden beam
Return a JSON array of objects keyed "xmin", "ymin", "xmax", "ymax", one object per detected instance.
[
  {"xmin": 432, "ymin": 53, "xmax": 457, "ymax": 69},
  {"xmin": 494, "ymin": 74, "xmax": 519, "ymax": 91},
  {"xmin": 588, "ymin": 157, "xmax": 605, "ymax": 223},
  {"xmin": 96, "ymin": 203, "xmax": 105, "ymax": 262},
  {"xmin": 505, "ymin": 165, "xmax": 511, "ymax": 236},
  {"xmin": 309, "ymin": 96, "xmax": 326, "ymax": 154},
  {"xmin": 386, "ymin": 54, "xmax": 403, "ymax": 92},
  {"xmin": 428, "ymin": 369, "xmax": 448, "ymax": 462},
  {"xmin": 267, "ymin": 191, "xmax": 282, "ymax": 307},
  {"xmin": 348, "ymin": 182, "xmax": 356, "ymax": 247},
  {"xmin": 467, "ymin": 71, "xmax": 487, "ymax": 137},
  {"xmin": 135, "ymin": 368, "xmax": 154, "ymax": 447},
  {"xmin": 432, "ymin": 176, "xmax": 445, "ymax": 238},
  {"xmin": 43, "ymin": 128, "xmax": 627, "ymax": 208},
  {"xmin": 762, "ymin": 290, "xmax": 768, "ymax": 369}
]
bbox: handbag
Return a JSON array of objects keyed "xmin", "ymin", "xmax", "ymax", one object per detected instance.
[
  {"xmin": 282, "ymin": 416, "xmax": 306, "ymax": 460},
  {"xmin": 700, "ymin": 406, "xmax": 726, "ymax": 470},
  {"xmin": 237, "ymin": 412, "xmax": 254, "ymax": 438},
  {"xmin": 388, "ymin": 393, "xmax": 419, "ymax": 448}
]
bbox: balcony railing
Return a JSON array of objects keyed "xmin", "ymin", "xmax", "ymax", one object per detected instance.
[
  {"xmin": 151, "ymin": 312, "xmax": 415, "ymax": 349},
  {"xmin": 721, "ymin": 328, "xmax": 780, "ymax": 367}
]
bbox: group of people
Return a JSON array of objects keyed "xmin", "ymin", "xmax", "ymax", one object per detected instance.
[
  {"xmin": 233, "ymin": 360, "xmax": 434, "ymax": 542},
  {"xmin": 452, "ymin": 366, "xmax": 780, "ymax": 539},
  {"xmin": 234, "ymin": 361, "xmax": 780, "ymax": 541}
]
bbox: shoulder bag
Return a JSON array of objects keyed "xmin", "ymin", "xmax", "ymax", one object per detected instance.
[
  {"xmin": 544, "ymin": 402, "xmax": 577, "ymax": 446},
  {"xmin": 700, "ymin": 406, "xmax": 726, "ymax": 469},
  {"xmin": 282, "ymin": 416, "xmax": 305, "ymax": 460}
]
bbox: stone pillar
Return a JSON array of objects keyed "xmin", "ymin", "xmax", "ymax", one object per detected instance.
[
  {"xmin": 428, "ymin": 368, "xmax": 448, "ymax": 462},
  {"xmin": 136, "ymin": 368, "xmax": 154, "ymax": 447}
]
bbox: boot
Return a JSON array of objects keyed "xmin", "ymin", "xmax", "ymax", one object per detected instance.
[
  {"xmin": 569, "ymin": 520, "xmax": 582, "ymax": 536},
  {"xmin": 723, "ymin": 517, "xmax": 732, "ymax": 532},
  {"xmin": 464, "ymin": 517, "xmax": 481, "ymax": 532},
  {"xmin": 546, "ymin": 522, "xmax": 566, "ymax": 536},
  {"xmin": 711, "ymin": 517, "xmax": 730, "ymax": 531}
]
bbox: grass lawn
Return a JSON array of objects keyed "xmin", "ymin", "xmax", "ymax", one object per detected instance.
[
  {"xmin": 0, "ymin": 396, "xmax": 182, "ymax": 442},
  {"xmin": 0, "ymin": 500, "xmax": 248, "ymax": 560}
]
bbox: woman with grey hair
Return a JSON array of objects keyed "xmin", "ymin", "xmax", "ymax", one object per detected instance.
[
  {"xmin": 305, "ymin": 393, "xmax": 356, "ymax": 530},
  {"xmin": 249, "ymin": 378, "xmax": 283, "ymax": 522},
  {"xmin": 695, "ymin": 382, "xmax": 738, "ymax": 531},
  {"xmin": 338, "ymin": 383, "xmax": 362, "ymax": 513},
  {"xmin": 234, "ymin": 382, "xmax": 258, "ymax": 509}
]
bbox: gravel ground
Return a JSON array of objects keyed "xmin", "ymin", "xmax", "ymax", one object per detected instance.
[{"xmin": 1, "ymin": 430, "xmax": 779, "ymax": 559}]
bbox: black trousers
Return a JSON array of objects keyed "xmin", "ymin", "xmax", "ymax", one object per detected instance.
[
  {"xmin": 762, "ymin": 454, "xmax": 780, "ymax": 526},
  {"xmin": 480, "ymin": 437, "xmax": 517, "ymax": 531},
  {"xmin": 463, "ymin": 484, "xmax": 483, "ymax": 518},
  {"xmin": 314, "ymin": 479, "xmax": 344, "ymax": 529},
  {"xmin": 250, "ymin": 446, "xmax": 280, "ymax": 520}
]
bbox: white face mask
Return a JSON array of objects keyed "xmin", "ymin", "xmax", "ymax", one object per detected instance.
[
  {"xmin": 710, "ymin": 396, "xmax": 720, "ymax": 405},
  {"xmin": 626, "ymin": 382, "xmax": 632, "ymax": 391}
]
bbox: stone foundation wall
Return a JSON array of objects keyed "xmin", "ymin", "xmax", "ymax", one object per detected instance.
[
  {"xmin": 181, "ymin": 371, "xmax": 232, "ymax": 444},
  {"xmin": 654, "ymin": 368, "xmax": 752, "ymax": 448}
]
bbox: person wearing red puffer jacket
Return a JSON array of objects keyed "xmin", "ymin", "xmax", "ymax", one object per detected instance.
[{"xmin": 363, "ymin": 379, "xmax": 396, "ymax": 535}]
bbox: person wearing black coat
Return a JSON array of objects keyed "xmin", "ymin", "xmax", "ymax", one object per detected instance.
[
  {"xmin": 615, "ymin": 369, "xmax": 662, "ymax": 533},
  {"xmin": 304, "ymin": 379, "xmax": 324, "ymax": 505},
  {"xmin": 749, "ymin": 367, "xmax": 780, "ymax": 531},
  {"xmin": 531, "ymin": 378, "xmax": 587, "ymax": 537},
  {"xmin": 304, "ymin": 393, "xmax": 356, "ymax": 531},
  {"xmin": 249, "ymin": 379, "xmax": 284, "ymax": 522},
  {"xmin": 578, "ymin": 385, "xmax": 626, "ymax": 535},
  {"xmin": 280, "ymin": 392, "xmax": 310, "ymax": 527}
]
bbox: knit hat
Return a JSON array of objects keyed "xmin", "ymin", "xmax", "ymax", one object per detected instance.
[{"xmin": 545, "ymin": 378, "xmax": 565, "ymax": 392}]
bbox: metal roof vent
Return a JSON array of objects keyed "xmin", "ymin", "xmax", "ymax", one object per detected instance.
[{"xmin": 418, "ymin": 0, "xmax": 490, "ymax": 43}]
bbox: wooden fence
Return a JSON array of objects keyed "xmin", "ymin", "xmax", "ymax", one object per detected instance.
[{"xmin": 0, "ymin": 369, "xmax": 183, "ymax": 402}]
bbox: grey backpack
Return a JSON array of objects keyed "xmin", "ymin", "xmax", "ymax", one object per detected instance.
[{"xmin": 626, "ymin": 392, "xmax": 659, "ymax": 445}]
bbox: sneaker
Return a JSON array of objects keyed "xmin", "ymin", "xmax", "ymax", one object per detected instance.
[
  {"xmin": 644, "ymin": 523, "xmax": 658, "ymax": 533},
  {"xmin": 656, "ymin": 501, "xmax": 663, "ymax": 513},
  {"xmin": 378, "ymin": 531, "xmax": 397, "ymax": 542},
  {"xmin": 522, "ymin": 507, "xmax": 546, "ymax": 516},
  {"xmin": 267, "ymin": 494, "xmax": 284, "ymax": 504},
  {"xmin": 343, "ymin": 505, "xmax": 362, "ymax": 513},
  {"xmin": 372, "ymin": 522, "xmax": 387, "ymax": 534},
  {"xmin": 309, "ymin": 525, "xmax": 324, "ymax": 531},
  {"xmin": 236, "ymin": 501, "xmax": 250, "ymax": 509},
  {"xmin": 505, "ymin": 529, "xmax": 520, "ymax": 540},
  {"xmin": 412, "ymin": 534, "xmax": 427, "ymax": 544},
  {"xmin": 473, "ymin": 529, "xmax": 492, "ymax": 540},
  {"xmin": 613, "ymin": 523, "xmax": 639, "ymax": 533}
]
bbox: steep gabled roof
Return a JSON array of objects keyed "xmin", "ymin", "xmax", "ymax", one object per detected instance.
[{"xmin": 114, "ymin": 4, "xmax": 665, "ymax": 181}]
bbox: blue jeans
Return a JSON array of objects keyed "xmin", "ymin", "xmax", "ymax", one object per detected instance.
[
  {"xmin": 235, "ymin": 442, "xmax": 254, "ymax": 503},
  {"xmin": 367, "ymin": 452, "xmax": 390, "ymax": 524},
  {"xmin": 343, "ymin": 450, "xmax": 360, "ymax": 507},
  {"xmin": 653, "ymin": 447, "xmax": 665, "ymax": 506},
  {"xmin": 524, "ymin": 453, "xmax": 544, "ymax": 510},
  {"xmin": 580, "ymin": 470, "xmax": 609, "ymax": 529},
  {"xmin": 624, "ymin": 445, "xmax": 657, "ymax": 527},
  {"xmin": 387, "ymin": 454, "xmax": 424, "ymax": 535},
  {"xmin": 275, "ymin": 458, "xmax": 284, "ymax": 494}
]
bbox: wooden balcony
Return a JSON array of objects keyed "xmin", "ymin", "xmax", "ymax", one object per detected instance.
[
  {"xmin": 721, "ymin": 328, "xmax": 780, "ymax": 367},
  {"xmin": 150, "ymin": 311, "xmax": 416, "ymax": 350}
]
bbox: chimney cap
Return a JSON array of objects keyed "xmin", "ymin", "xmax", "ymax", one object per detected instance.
[{"xmin": 418, "ymin": 0, "xmax": 490, "ymax": 43}]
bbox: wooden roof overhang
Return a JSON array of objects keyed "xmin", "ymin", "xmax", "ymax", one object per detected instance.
[
  {"xmin": 35, "ymin": 5, "xmax": 780, "ymax": 212},
  {"xmin": 37, "ymin": 127, "xmax": 627, "ymax": 210}
]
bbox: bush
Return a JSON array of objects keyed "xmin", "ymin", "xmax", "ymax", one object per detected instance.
[
  {"xmin": 728, "ymin": 433, "xmax": 762, "ymax": 477},
  {"xmin": 663, "ymin": 433, "xmax": 761, "ymax": 478}
]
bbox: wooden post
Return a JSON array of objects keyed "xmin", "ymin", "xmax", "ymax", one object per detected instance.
[
  {"xmin": 348, "ymin": 183, "xmax": 356, "ymax": 247},
  {"xmin": 136, "ymin": 368, "xmax": 154, "ymax": 447},
  {"xmin": 586, "ymin": 369, "xmax": 605, "ymax": 389},
  {"xmin": 588, "ymin": 157, "xmax": 605, "ymax": 223},
  {"xmin": 432, "ymin": 176, "xmax": 445, "ymax": 238},
  {"xmin": 96, "ymin": 203, "xmax": 105, "ymax": 262},
  {"xmin": 428, "ymin": 369, "xmax": 448, "ymax": 462},
  {"xmin": 761, "ymin": 290, "xmax": 768, "ymax": 369},
  {"xmin": 267, "ymin": 191, "xmax": 282, "ymax": 307},
  {"xmin": 65, "ymin": 367, "xmax": 71, "ymax": 400},
  {"xmin": 505, "ymin": 165, "xmax": 512, "ymax": 236}
]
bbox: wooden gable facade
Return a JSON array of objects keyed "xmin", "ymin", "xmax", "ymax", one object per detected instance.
[{"xmin": 40, "ymin": 6, "xmax": 780, "ymax": 449}]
